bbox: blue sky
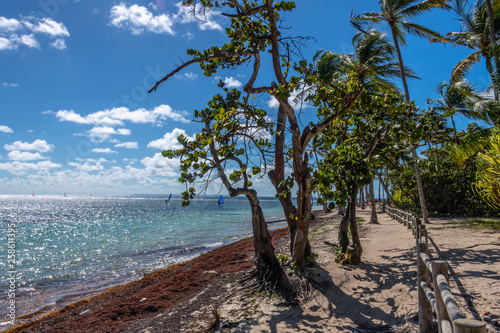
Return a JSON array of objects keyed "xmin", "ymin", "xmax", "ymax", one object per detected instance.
[{"xmin": 0, "ymin": 0, "xmax": 490, "ymax": 196}]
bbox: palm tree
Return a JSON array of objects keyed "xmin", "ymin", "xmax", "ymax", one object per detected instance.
[
  {"xmin": 312, "ymin": 31, "xmax": 404, "ymax": 257},
  {"xmin": 447, "ymin": 0, "xmax": 500, "ymax": 99},
  {"xmin": 351, "ymin": 0, "xmax": 452, "ymax": 223},
  {"xmin": 314, "ymin": 30, "xmax": 412, "ymax": 95},
  {"xmin": 427, "ymin": 80, "xmax": 500, "ymax": 138}
]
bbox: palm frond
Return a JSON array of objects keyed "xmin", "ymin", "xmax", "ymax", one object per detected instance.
[
  {"xmin": 350, "ymin": 12, "xmax": 382, "ymax": 33},
  {"xmin": 450, "ymin": 51, "xmax": 482, "ymax": 82},
  {"xmin": 400, "ymin": 0, "xmax": 452, "ymax": 19},
  {"xmin": 450, "ymin": 124, "xmax": 493, "ymax": 165},
  {"xmin": 400, "ymin": 21, "xmax": 448, "ymax": 41},
  {"xmin": 473, "ymin": 129, "xmax": 500, "ymax": 208}
]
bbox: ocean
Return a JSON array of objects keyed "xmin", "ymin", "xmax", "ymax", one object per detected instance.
[{"xmin": 0, "ymin": 194, "xmax": 290, "ymax": 327}]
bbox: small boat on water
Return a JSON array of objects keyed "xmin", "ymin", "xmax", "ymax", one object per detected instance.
[
  {"xmin": 218, "ymin": 195, "xmax": 224, "ymax": 206},
  {"xmin": 165, "ymin": 193, "xmax": 172, "ymax": 205}
]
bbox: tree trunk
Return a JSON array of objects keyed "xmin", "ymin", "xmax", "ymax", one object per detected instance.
[
  {"xmin": 338, "ymin": 204, "xmax": 350, "ymax": 253},
  {"xmin": 246, "ymin": 192, "xmax": 289, "ymax": 288},
  {"xmin": 378, "ymin": 171, "xmax": 381, "ymax": 202},
  {"xmin": 360, "ymin": 188, "xmax": 365, "ymax": 209},
  {"xmin": 268, "ymin": 104, "xmax": 309, "ymax": 255},
  {"xmin": 412, "ymin": 148, "xmax": 430, "ymax": 223},
  {"xmin": 292, "ymin": 153, "xmax": 312, "ymax": 270},
  {"xmin": 390, "ymin": 23, "xmax": 411, "ymax": 102},
  {"xmin": 323, "ymin": 201, "xmax": 331, "ymax": 213},
  {"xmin": 338, "ymin": 205, "xmax": 346, "ymax": 215},
  {"xmin": 369, "ymin": 178, "xmax": 378, "ymax": 224},
  {"xmin": 390, "ymin": 22, "xmax": 429, "ymax": 222},
  {"xmin": 375, "ymin": 169, "xmax": 397, "ymax": 207},
  {"xmin": 349, "ymin": 186, "xmax": 363, "ymax": 257},
  {"xmin": 485, "ymin": 0, "xmax": 500, "ymax": 101}
]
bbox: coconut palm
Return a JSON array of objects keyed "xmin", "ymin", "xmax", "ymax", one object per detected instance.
[
  {"xmin": 314, "ymin": 30, "xmax": 413, "ymax": 96},
  {"xmin": 427, "ymin": 80, "xmax": 500, "ymax": 138},
  {"xmin": 447, "ymin": 0, "xmax": 500, "ymax": 99},
  {"xmin": 351, "ymin": 0, "xmax": 451, "ymax": 101},
  {"xmin": 351, "ymin": 0, "xmax": 452, "ymax": 223}
]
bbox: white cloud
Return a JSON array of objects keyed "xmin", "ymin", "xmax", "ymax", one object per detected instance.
[
  {"xmin": 68, "ymin": 161, "xmax": 104, "ymax": 171},
  {"xmin": 173, "ymin": 3, "xmax": 222, "ymax": 31},
  {"xmin": 25, "ymin": 17, "xmax": 70, "ymax": 37},
  {"xmin": 92, "ymin": 148, "xmax": 118, "ymax": 154},
  {"xmin": 0, "ymin": 17, "xmax": 21, "ymax": 32},
  {"xmin": 183, "ymin": 32, "xmax": 194, "ymax": 40},
  {"xmin": 50, "ymin": 38, "xmax": 67, "ymax": 50},
  {"xmin": 223, "ymin": 77, "xmax": 242, "ymax": 88},
  {"xmin": 8, "ymin": 150, "xmax": 48, "ymax": 161},
  {"xmin": 141, "ymin": 152, "xmax": 180, "ymax": 177},
  {"xmin": 6, "ymin": 151, "xmax": 32, "ymax": 162},
  {"xmin": 115, "ymin": 142, "xmax": 139, "ymax": 149},
  {"xmin": 123, "ymin": 158, "xmax": 138, "ymax": 164},
  {"xmin": 0, "ymin": 16, "xmax": 70, "ymax": 51},
  {"xmin": 267, "ymin": 83, "xmax": 313, "ymax": 110},
  {"xmin": 147, "ymin": 128, "xmax": 195, "ymax": 150},
  {"xmin": 0, "ymin": 160, "xmax": 61, "ymax": 175},
  {"xmin": 109, "ymin": 3, "xmax": 222, "ymax": 36},
  {"xmin": 0, "ymin": 37, "xmax": 15, "ymax": 50},
  {"xmin": 53, "ymin": 109, "xmax": 92, "ymax": 124},
  {"xmin": 2, "ymin": 82, "xmax": 19, "ymax": 88},
  {"xmin": 87, "ymin": 126, "xmax": 131, "ymax": 142},
  {"xmin": 0, "ymin": 125, "xmax": 13, "ymax": 133},
  {"xmin": 4, "ymin": 139, "xmax": 54, "ymax": 152},
  {"xmin": 175, "ymin": 72, "xmax": 198, "ymax": 80},
  {"xmin": 15, "ymin": 34, "xmax": 40, "ymax": 48},
  {"xmin": 54, "ymin": 105, "xmax": 190, "ymax": 126},
  {"xmin": 110, "ymin": 3, "xmax": 175, "ymax": 35}
]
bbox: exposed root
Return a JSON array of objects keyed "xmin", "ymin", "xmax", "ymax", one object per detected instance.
[{"xmin": 186, "ymin": 305, "xmax": 221, "ymax": 333}]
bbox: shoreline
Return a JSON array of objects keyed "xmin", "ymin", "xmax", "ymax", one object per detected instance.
[
  {"xmin": 6, "ymin": 209, "xmax": 498, "ymax": 332},
  {"xmin": 3, "ymin": 217, "xmax": 297, "ymax": 333}
]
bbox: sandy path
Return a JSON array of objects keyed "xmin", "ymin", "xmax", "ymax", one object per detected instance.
[
  {"xmin": 425, "ymin": 217, "xmax": 500, "ymax": 332},
  {"xmin": 218, "ymin": 209, "xmax": 420, "ymax": 332}
]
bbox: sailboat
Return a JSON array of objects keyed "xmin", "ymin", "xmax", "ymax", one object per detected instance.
[
  {"xmin": 165, "ymin": 193, "xmax": 172, "ymax": 205},
  {"xmin": 218, "ymin": 195, "xmax": 224, "ymax": 206}
]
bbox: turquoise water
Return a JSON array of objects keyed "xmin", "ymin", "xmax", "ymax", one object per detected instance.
[{"xmin": 0, "ymin": 195, "xmax": 288, "ymax": 323}]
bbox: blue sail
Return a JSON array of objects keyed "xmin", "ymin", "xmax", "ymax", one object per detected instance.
[
  {"xmin": 218, "ymin": 195, "xmax": 224, "ymax": 206},
  {"xmin": 165, "ymin": 193, "xmax": 172, "ymax": 205}
]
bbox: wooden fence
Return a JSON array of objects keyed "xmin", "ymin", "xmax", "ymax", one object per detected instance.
[{"xmin": 381, "ymin": 203, "xmax": 486, "ymax": 333}]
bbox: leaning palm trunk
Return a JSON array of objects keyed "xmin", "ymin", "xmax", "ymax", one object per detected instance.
[
  {"xmin": 485, "ymin": 0, "xmax": 500, "ymax": 100},
  {"xmin": 412, "ymin": 148, "xmax": 429, "ymax": 223},
  {"xmin": 390, "ymin": 23, "xmax": 430, "ymax": 223},
  {"xmin": 375, "ymin": 169, "xmax": 397, "ymax": 207}
]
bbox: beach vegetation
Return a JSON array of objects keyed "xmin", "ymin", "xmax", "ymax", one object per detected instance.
[
  {"xmin": 452, "ymin": 218, "xmax": 500, "ymax": 231},
  {"xmin": 162, "ymin": 85, "xmax": 293, "ymax": 293},
  {"xmin": 351, "ymin": 0, "xmax": 452, "ymax": 224},
  {"xmin": 148, "ymin": 0, "xmax": 371, "ymax": 272}
]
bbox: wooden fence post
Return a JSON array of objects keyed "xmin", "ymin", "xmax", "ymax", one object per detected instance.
[
  {"xmin": 432, "ymin": 260, "xmax": 450, "ymax": 333},
  {"xmin": 453, "ymin": 318, "xmax": 487, "ymax": 333},
  {"xmin": 417, "ymin": 242, "xmax": 433, "ymax": 333}
]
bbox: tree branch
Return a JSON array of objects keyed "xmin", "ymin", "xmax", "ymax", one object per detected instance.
[{"xmin": 149, "ymin": 50, "xmax": 257, "ymax": 93}]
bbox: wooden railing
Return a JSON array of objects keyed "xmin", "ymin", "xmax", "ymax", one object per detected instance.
[{"xmin": 381, "ymin": 203, "xmax": 486, "ymax": 333}]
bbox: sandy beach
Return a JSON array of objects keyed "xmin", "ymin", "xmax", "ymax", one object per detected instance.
[{"xmin": 5, "ymin": 208, "xmax": 499, "ymax": 332}]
